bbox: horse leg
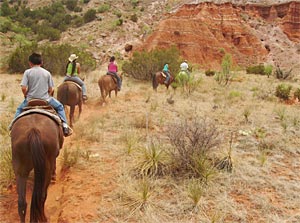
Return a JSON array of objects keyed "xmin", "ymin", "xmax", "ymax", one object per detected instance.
[
  {"xmin": 16, "ymin": 175, "xmax": 28, "ymax": 223},
  {"xmin": 70, "ymin": 106, "xmax": 75, "ymax": 127},
  {"xmin": 78, "ymin": 101, "xmax": 82, "ymax": 119}
]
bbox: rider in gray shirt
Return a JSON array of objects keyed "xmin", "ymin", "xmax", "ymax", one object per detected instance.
[{"xmin": 14, "ymin": 53, "xmax": 72, "ymax": 137}]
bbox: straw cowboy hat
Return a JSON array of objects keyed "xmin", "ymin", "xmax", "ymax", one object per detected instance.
[{"xmin": 68, "ymin": 54, "xmax": 78, "ymax": 62}]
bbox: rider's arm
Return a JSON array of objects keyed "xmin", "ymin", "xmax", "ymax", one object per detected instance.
[
  {"xmin": 77, "ymin": 63, "xmax": 81, "ymax": 74},
  {"xmin": 48, "ymin": 87, "xmax": 54, "ymax": 96},
  {"xmin": 21, "ymin": 86, "xmax": 27, "ymax": 98}
]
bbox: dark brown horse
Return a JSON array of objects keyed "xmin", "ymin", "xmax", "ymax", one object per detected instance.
[
  {"xmin": 57, "ymin": 81, "xmax": 82, "ymax": 127},
  {"xmin": 152, "ymin": 71, "xmax": 174, "ymax": 91},
  {"xmin": 98, "ymin": 73, "xmax": 122, "ymax": 104},
  {"xmin": 10, "ymin": 113, "xmax": 64, "ymax": 223}
]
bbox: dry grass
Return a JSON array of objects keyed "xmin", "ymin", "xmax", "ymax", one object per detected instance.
[{"xmin": 1, "ymin": 68, "xmax": 300, "ymax": 222}]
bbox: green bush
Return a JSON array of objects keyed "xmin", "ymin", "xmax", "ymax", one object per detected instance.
[
  {"xmin": 264, "ymin": 65, "xmax": 273, "ymax": 77},
  {"xmin": 8, "ymin": 43, "xmax": 38, "ymax": 73},
  {"xmin": 83, "ymin": 9, "xmax": 97, "ymax": 23},
  {"xmin": 130, "ymin": 14, "xmax": 138, "ymax": 22},
  {"xmin": 8, "ymin": 44, "xmax": 96, "ymax": 75},
  {"xmin": 122, "ymin": 46, "xmax": 181, "ymax": 80},
  {"xmin": 98, "ymin": 4, "xmax": 110, "ymax": 13},
  {"xmin": 294, "ymin": 88, "xmax": 300, "ymax": 100},
  {"xmin": 246, "ymin": 64, "xmax": 265, "ymax": 75},
  {"xmin": 275, "ymin": 84, "xmax": 292, "ymax": 101},
  {"xmin": 65, "ymin": 0, "xmax": 78, "ymax": 11},
  {"xmin": 205, "ymin": 69, "xmax": 215, "ymax": 76}
]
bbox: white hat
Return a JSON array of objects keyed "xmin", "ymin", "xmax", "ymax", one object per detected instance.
[{"xmin": 68, "ymin": 54, "xmax": 78, "ymax": 62}]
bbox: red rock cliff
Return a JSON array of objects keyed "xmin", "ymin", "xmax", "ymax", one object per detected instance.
[{"xmin": 141, "ymin": 1, "xmax": 300, "ymax": 69}]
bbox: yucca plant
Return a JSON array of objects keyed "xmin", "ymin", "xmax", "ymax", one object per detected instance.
[
  {"xmin": 187, "ymin": 178, "xmax": 205, "ymax": 212},
  {"xmin": 215, "ymin": 132, "xmax": 234, "ymax": 173},
  {"xmin": 135, "ymin": 140, "xmax": 169, "ymax": 177},
  {"xmin": 121, "ymin": 177, "xmax": 155, "ymax": 217}
]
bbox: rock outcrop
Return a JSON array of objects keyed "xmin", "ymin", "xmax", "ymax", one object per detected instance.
[{"xmin": 141, "ymin": 1, "xmax": 300, "ymax": 70}]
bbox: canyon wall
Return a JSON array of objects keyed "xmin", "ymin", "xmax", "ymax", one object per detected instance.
[{"xmin": 141, "ymin": 1, "xmax": 300, "ymax": 70}]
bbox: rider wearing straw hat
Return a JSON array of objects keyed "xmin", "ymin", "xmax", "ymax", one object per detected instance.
[{"xmin": 64, "ymin": 53, "xmax": 88, "ymax": 101}]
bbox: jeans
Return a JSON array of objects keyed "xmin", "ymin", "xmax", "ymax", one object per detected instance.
[
  {"xmin": 14, "ymin": 97, "xmax": 68, "ymax": 124},
  {"xmin": 163, "ymin": 71, "xmax": 170, "ymax": 83},
  {"xmin": 64, "ymin": 76, "xmax": 87, "ymax": 96},
  {"xmin": 107, "ymin": 72, "xmax": 122, "ymax": 89}
]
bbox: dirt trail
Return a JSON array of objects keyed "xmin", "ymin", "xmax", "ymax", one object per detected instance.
[{"xmin": 0, "ymin": 94, "xmax": 127, "ymax": 223}]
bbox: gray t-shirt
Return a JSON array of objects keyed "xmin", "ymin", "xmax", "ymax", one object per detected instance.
[{"xmin": 21, "ymin": 66, "xmax": 54, "ymax": 100}]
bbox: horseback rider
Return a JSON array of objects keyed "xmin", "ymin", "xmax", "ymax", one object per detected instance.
[
  {"xmin": 64, "ymin": 54, "xmax": 88, "ymax": 101},
  {"xmin": 13, "ymin": 53, "xmax": 72, "ymax": 137},
  {"xmin": 180, "ymin": 60, "xmax": 190, "ymax": 77},
  {"xmin": 107, "ymin": 56, "xmax": 122, "ymax": 91},
  {"xmin": 163, "ymin": 63, "xmax": 171, "ymax": 84}
]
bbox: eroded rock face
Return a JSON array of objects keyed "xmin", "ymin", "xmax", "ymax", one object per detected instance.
[
  {"xmin": 141, "ymin": 1, "xmax": 300, "ymax": 69},
  {"xmin": 245, "ymin": 1, "xmax": 300, "ymax": 42}
]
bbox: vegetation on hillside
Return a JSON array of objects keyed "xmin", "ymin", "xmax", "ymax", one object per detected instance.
[
  {"xmin": 7, "ymin": 43, "xmax": 96, "ymax": 75},
  {"xmin": 122, "ymin": 46, "xmax": 181, "ymax": 80}
]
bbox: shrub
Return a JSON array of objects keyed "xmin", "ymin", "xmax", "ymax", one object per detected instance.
[
  {"xmin": 83, "ymin": 9, "xmax": 97, "ymax": 23},
  {"xmin": 215, "ymin": 53, "xmax": 233, "ymax": 86},
  {"xmin": 98, "ymin": 3, "xmax": 110, "ymax": 13},
  {"xmin": 8, "ymin": 43, "xmax": 96, "ymax": 75},
  {"xmin": 275, "ymin": 66, "xmax": 292, "ymax": 80},
  {"xmin": 294, "ymin": 88, "xmax": 300, "ymax": 100},
  {"xmin": 65, "ymin": 0, "xmax": 78, "ymax": 11},
  {"xmin": 205, "ymin": 69, "xmax": 215, "ymax": 76},
  {"xmin": 275, "ymin": 83, "xmax": 292, "ymax": 101},
  {"xmin": 8, "ymin": 43, "xmax": 38, "ymax": 73},
  {"xmin": 167, "ymin": 117, "xmax": 220, "ymax": 179},
  {"xmin": 246, "ymin": 64, "xmax": 265, "ymax": 75},
  {"xmin": 264, "ymin": 65, "xmax": 273, "ymax": 77},
  {"xmin": 122, "ymin": 46, "xmax": 181, "ymax": 80},
  {"xmin": 130, "ymin": 14, "xmax": 138, "ymax": 22}
]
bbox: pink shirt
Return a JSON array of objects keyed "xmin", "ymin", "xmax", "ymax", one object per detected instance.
[{"xmin": 108, "ymin": 62, "xmax": 118, "ymax": 72}]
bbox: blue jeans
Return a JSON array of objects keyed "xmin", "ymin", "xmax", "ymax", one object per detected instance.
[
  {"xmin": 14, "ymin": 97, "xmax": 68, "ymax": 124},
  {"xmin": 163, "ymin": 71, "xmax": 170, "ymax": 83},
  {"xmin": 64, "ymin": 76, "xmax": 87, "ymax": 96},
  {"xmin": 107, "ymin": 72, "xmax": 122, "ymax": 89}
]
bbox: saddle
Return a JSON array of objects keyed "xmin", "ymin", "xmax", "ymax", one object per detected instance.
[
  {"xmin": 106, "ymin": 72, "xmax": 118, "ymax": 84},
  {"xmin": 23, "ymin": 99, "xmax": 56, "ymax": 113},
  {"xmin": 63, "ymin": 80, "xmax": 82, "ymax": 90},
  {"xmin": 9, "ymin": 99, "xmax": 62, "ymax": 130}
]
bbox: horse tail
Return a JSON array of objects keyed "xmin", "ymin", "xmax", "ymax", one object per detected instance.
[
  {"xmin": 61, "ymin": 83, "xmax": 69, "ymax": 104},
  {"xmin": 28, "ymin": 128, "xmax": 47, "ymax": 223},
  {"xmin": 152, "ymin": 73, "xmax": 158, "ymax": 90}
]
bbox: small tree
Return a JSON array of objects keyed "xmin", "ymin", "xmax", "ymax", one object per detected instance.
[{"xmin": 215, "ymin": 53, "xmax": 233, "ymax": 86}]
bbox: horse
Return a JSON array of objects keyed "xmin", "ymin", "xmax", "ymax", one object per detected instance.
[
  {"xmin": 98, "ymin": 73, "xmax": 122, "ymax": 104},
  {"xmin": 10, "ymin": 113, "xmax": 64, "ymax": 223},
  {"xmin": 152, "ymin": 71, "xmax": 174, "ymax": 91},
  {"xmin": 57, "ymin": 81, "xmax": 82, "ymax": 127}
]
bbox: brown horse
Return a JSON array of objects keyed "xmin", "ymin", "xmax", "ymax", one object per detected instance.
[
  {"xmin": 98, "ymin": 73, "xmax": 122, "ymax": 104},
  {"xmin": 152, "ymin": 71, "xmax": 174, "ymax": 91},
  {"xmin": 10, "ymin": 113, "xmax": 64, "ymax": 223},
  {"xmin": 57, "ymin": 81, "xmax": 82, "ymax": 127}
]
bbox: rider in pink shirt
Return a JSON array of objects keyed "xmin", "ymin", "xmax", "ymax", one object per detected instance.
[{"xmin": 107, "ymin": 56, "xmax": 122, "ymax": 91}]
